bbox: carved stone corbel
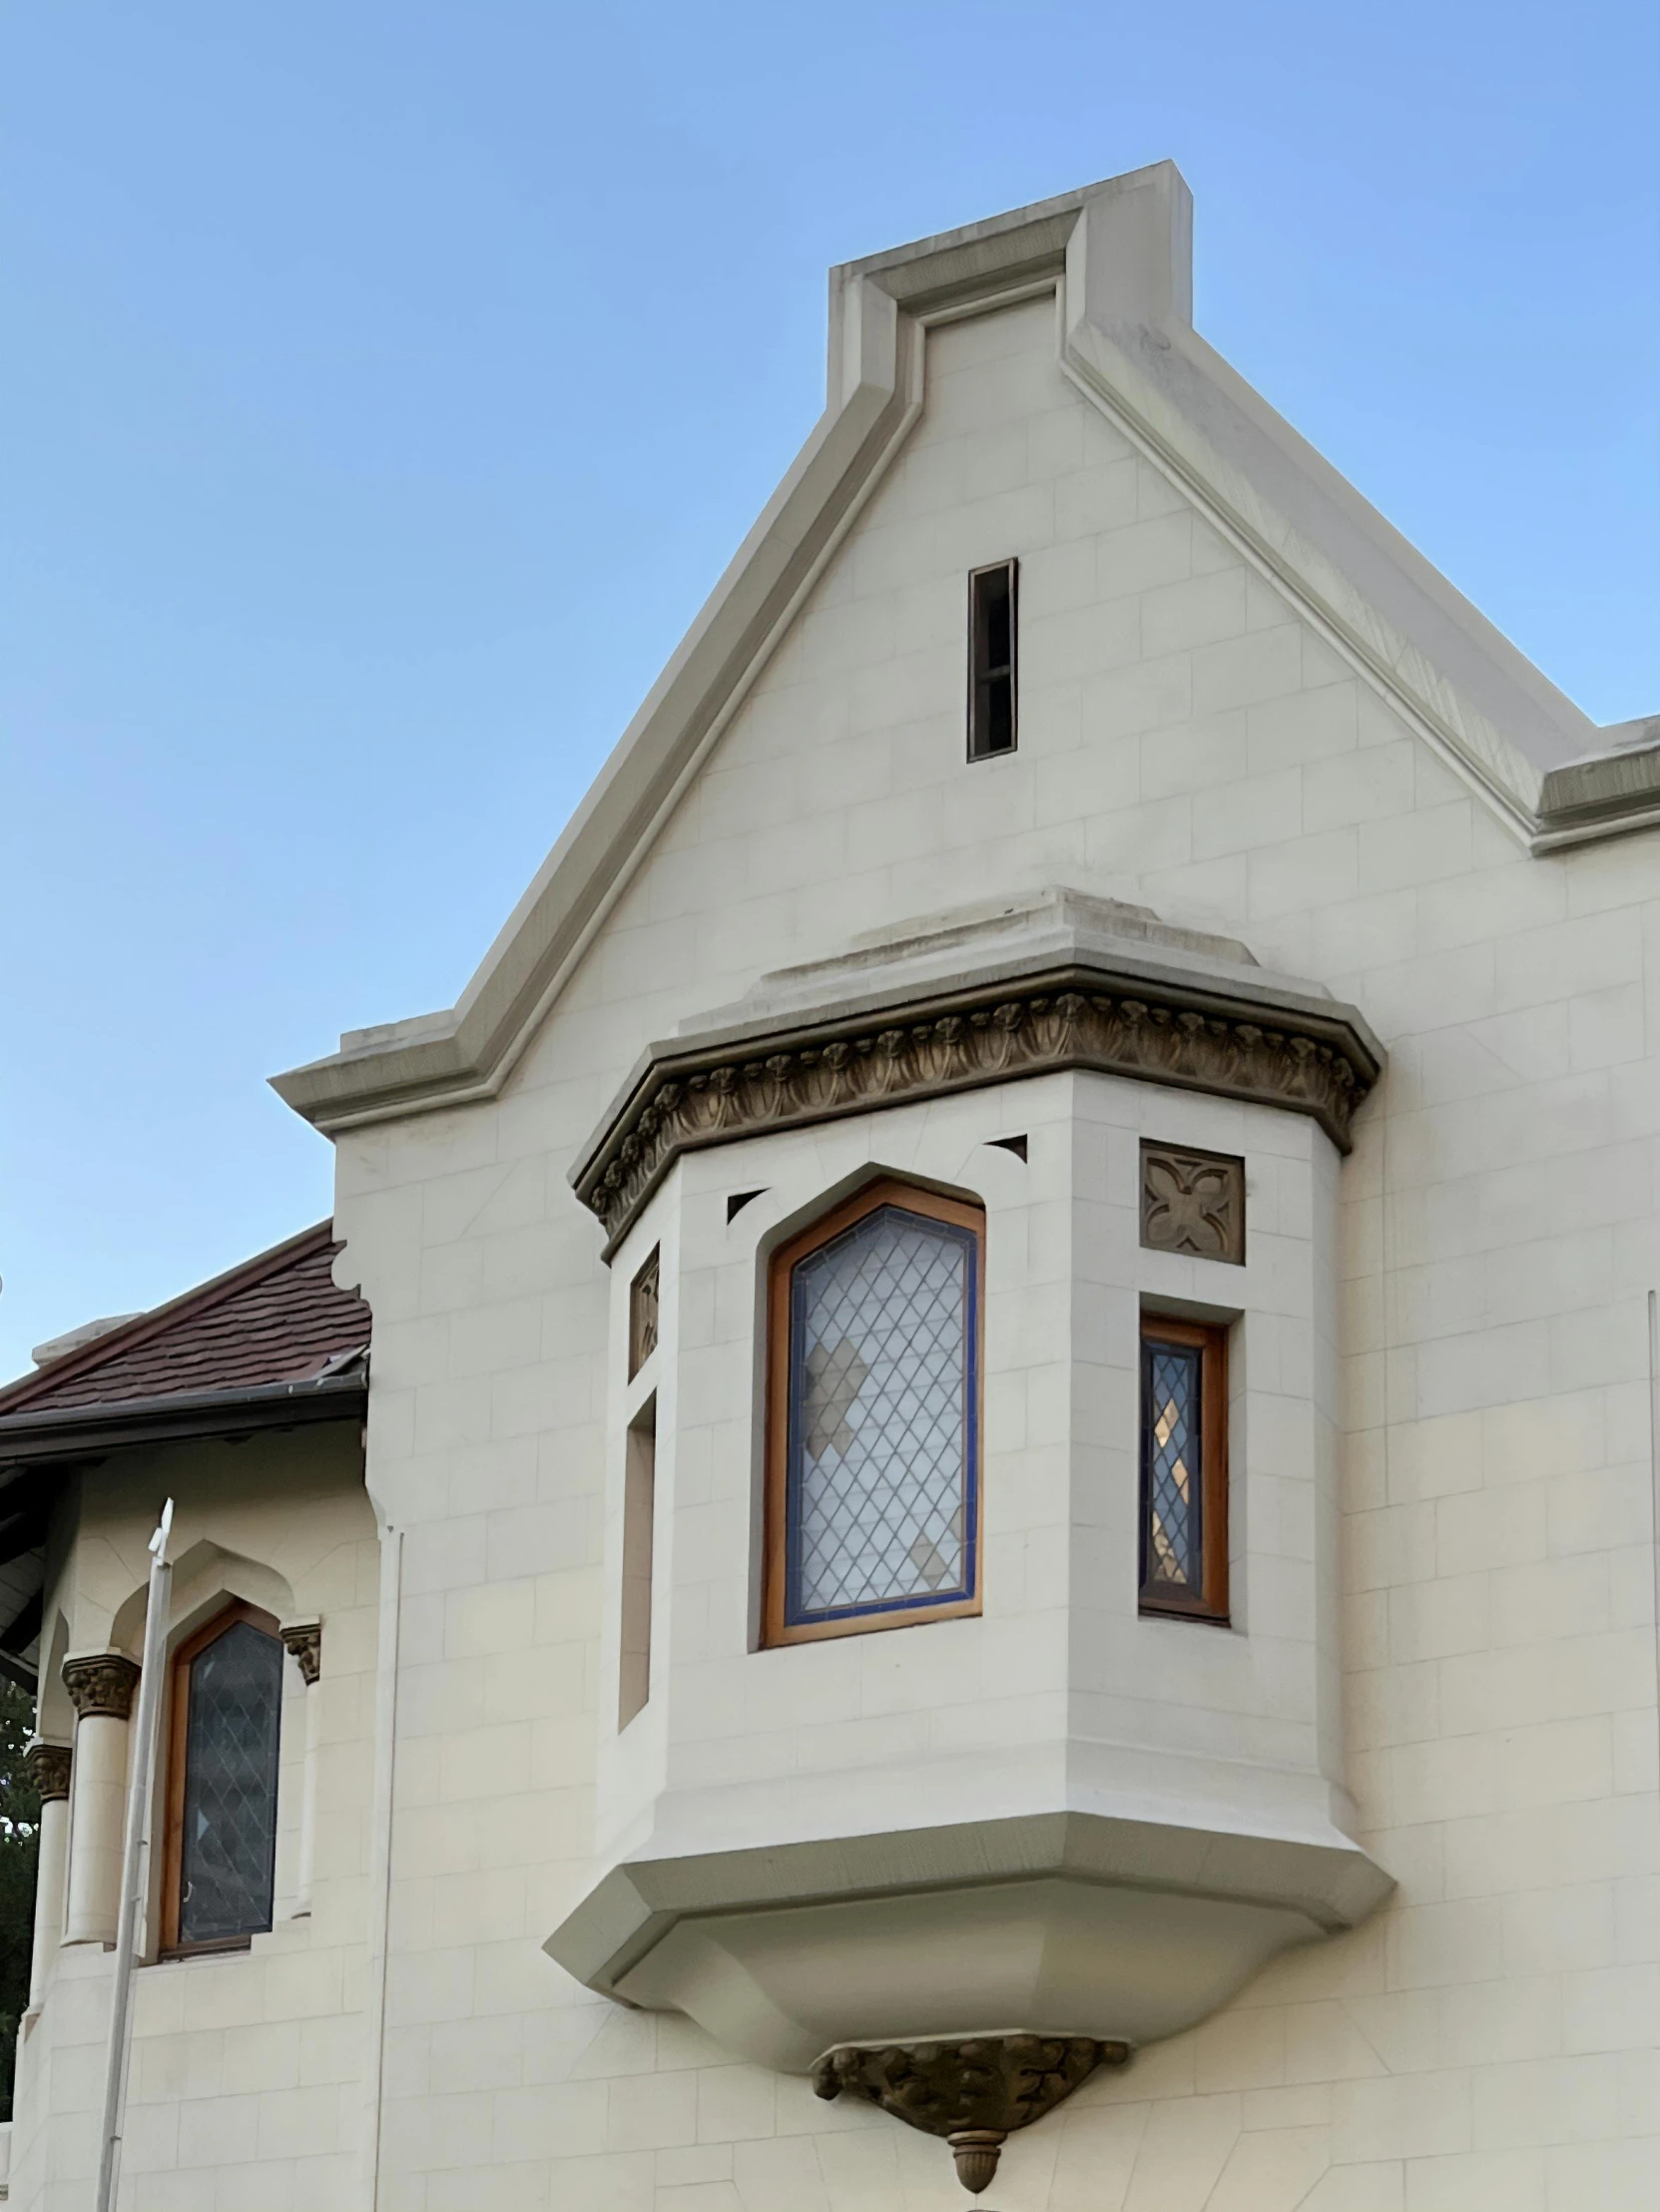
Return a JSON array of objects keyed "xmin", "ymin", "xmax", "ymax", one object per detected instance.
[
  {"xmin": 23, "ymin": 1740, "xmax": 72, "ymax": 1803},
  {"xmin": 62, "ymin": 1652, "xmax": 140, "ymax": 1723},
  {"xmin": 812, "ymin": 2033, "xmax": 1128, "ymax": 2194},
  {"xmin": 279, "ymin": 1621, "xmax": 322, "ymax": 1686}
]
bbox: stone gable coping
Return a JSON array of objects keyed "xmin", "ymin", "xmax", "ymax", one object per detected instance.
[{"xmin": 272, "ymin": 163, "xmax": 1649, "ymax": 1139}]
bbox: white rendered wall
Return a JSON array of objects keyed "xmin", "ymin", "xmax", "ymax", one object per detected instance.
[
  {"xmin": 12, "ymin": 1425, "xmax": 378, "ymax": 2211},
  {"xmin": 312, "ymin": 286, "xmax": 1660, "ymax": 2209}
]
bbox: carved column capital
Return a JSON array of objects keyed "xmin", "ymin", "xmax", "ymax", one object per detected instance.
[
  {"xmin": 62, "ymin": 1651, "xmax": 140, "ymax": 1722},
  {"xmin": 24, "ymin": 1740, "xmax": 72, "ymax": 1802},
  {"xmin": 279, "ymin": 1621, "xmax": 322, "ymax": 1686},
  {"xmin": 814, "ymin": 2033, "xmax": 1127, "ymax": 2195}
]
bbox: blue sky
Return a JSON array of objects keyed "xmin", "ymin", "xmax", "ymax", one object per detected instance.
[{"xmin": 3, "ymin": 0, "xmax": 1656, "ymax": 1379}]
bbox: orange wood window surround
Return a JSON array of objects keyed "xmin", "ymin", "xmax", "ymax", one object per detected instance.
[
  {"xmin": 160, "ymin": 1600, "xmax": 282, "ymax": 1958},
  {"xmin": 1138, "ymin": 1314, "xmax": 1230, "ymax": 1624},
  {"xmin": 764, "ymin": 1178, "xmax": 985, "ymax": 1648}
]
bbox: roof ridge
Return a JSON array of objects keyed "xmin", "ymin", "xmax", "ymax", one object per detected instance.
[{"xmin": 0, "ymin": 1221, "xmax": 341, "ymax": 1415}]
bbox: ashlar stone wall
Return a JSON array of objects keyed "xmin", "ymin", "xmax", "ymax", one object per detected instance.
[
  {"xmin": 12, "ymin": 1423, "xmax": 379, "ymax": 2212},
  {"xmin": 129, "ymin": 288, "xmax": 1660, "ymax": 2208}
]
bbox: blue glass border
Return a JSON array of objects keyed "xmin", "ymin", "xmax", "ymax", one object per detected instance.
[{"xmin": 784, "ymin": 1204, "xmax": 980, "ymax": 1629}]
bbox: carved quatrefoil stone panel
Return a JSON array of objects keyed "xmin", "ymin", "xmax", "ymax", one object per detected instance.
[{"xmin": 1140, "ymin": 1143, "xmax": 1246, "ymax": 1265}]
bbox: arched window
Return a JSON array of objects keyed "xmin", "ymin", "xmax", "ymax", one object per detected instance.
[
  {"xmin": 162, "ymin": 1604, "xmax": 284, "ymax": 1954},
  {"xmin": 765, "ymin": 1179, "xmax": 983, "ymax": 1646}
]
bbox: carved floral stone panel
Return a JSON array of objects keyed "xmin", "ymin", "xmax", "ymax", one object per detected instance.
[
  {"xmin": 630, "ymin": 1248, "xmax": 660, "ymax": 1379},
  {"xmin": 279, "ymin": 1622, "xmax": 323, "ymax": 1686},
  {"xmin": 1141, "ymin": 1143, "xmax": 1246, "ymax": 1264}
]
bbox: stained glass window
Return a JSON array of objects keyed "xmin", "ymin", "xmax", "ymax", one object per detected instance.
[
  {"xmin": 774, "ymin": 1189, "xmax": 980, "ymax": 1636},
  {"xmin": 1139, "ymin": 1321, "xmax": 1229, "ymax": 1620},
  {"xmin": 176, "ymin": 1616, "xmax": 283, "ymax": 1947}
]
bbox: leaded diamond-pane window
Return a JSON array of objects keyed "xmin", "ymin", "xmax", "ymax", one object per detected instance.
[
  {"xmin": 1144, "ymin": 1343, "xmax": 1202, "ymax": 1591},
  {"xmin": 768, "ymin": 1182, "xmax": 982, "ymax": 1642},
  {"xmin": 171, "ymin": 1613, "xmax": 283, "ymax": 1949},
  {"xmin": 1139, "ymin": 1320, "xmax": 1229, "ymax": 1622}
]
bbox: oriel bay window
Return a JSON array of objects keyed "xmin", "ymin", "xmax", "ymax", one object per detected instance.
[
  {"xmin": 1139, "ymin": 1316, "xmax": 1229, "ymax": 1623},
  {"xmin": 163, "ymin": 1603, "xmax": 284, "ymax": 1954},
  {"xmin": 765, "ymin": 1180, "xmax": 983, "ymax": 1646}
]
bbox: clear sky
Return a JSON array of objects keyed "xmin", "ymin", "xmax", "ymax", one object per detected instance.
[{"xmin": 3, "ymin": 0, "xmax": 1656, "ymax": 1380}]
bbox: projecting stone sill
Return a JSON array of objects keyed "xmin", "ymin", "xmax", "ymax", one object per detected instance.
[{"xmin": 544, "ymin": 1808, "xmax": 1391, "ymax": 2074}]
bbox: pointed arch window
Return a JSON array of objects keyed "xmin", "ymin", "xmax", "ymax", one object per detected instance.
[
  {"xmin": 765, "ymin": 1179, "xmax": 983, "ymax": 1646},
  {"xmin": 162, "ymin": 1604, "xmax": 284, "ymax": 1954}
]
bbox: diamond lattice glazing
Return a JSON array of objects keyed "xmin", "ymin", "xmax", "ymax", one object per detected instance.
[
  {"xmin": 790, "ymin": 1206, "xmax": 974, "ymax": 1619},
  {"xmin": 180, "ymin": 1619, "xmax": 283, "ymax": 1945},
  {"xmin": 1145, "ymin": 1344, "xmax": 1201, "ymax": 1589}
]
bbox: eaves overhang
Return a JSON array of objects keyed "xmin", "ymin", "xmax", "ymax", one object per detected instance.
[
  {"xmin": 0, "ymin": 1372, "xmax": 367, "ymax": 1470},
  {"xmin": 273, "ymin": 161, "xmax": 1654, "ymax": 1139}
]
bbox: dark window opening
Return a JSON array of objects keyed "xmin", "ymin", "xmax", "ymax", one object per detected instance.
[
  {"xmin": 968, "ymin": 560, "xmax": 1017, "ymax": 761},
  {"xmin": 619, "ymin": 1396, "xmax": 657, "ymax": 1728},
  {"xmin": 163, "ymin": 1607, "xmax": 283, "ymax": 1954}
]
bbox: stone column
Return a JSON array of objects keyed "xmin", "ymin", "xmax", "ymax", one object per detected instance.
[
  {"xmin": 23, "ymin": 1741, "xmax": 72, "ymax": 2004},
  {"xmin": 279, "ymin": 1621, "xmax": 322, "ymax": 1918},
  {"xmin": 61, "ymin": 1653, "xmax": 140, "ymax": 1946}
]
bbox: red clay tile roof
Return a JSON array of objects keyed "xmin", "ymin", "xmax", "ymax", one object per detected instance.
[{"xmin": 0, "ymin": 1223, "xmax": 370, "ymax": 1418}]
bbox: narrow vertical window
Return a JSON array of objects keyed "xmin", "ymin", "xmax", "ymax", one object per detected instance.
[
  {"xmin": 766, "ymin": 1179, "xmax": 983, "ymax": 1645},
  {"xmin": 1139, "ymin": 1317, "xmax": 1229, "ymax": 1622},
  {"xmin": 968, "ymin": 559, "xmax": 1017, "ymax": 760},
  {"xmin": 163, "ymin": 1605, "xmax": 283, "ymax": 1953},
  {"xmin": 619, "ymin": 1397, "xmax": 656, "ymax": 1728}
]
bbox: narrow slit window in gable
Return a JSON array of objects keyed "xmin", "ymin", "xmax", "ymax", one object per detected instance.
[{"xmin": 968, "ymin": 560, "xmax": 1017, "ymax": 761}]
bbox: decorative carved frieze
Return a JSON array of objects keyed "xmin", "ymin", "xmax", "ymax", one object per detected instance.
[
  {"xmin": 813, "ymin": 2033, "xmax": 1128, "ymax": 2195},
  {"xmin": 62, "ymin": 1652, "xmax": 140, "ymax": 1722},
  {"xmin": 576, "ymin": 967, "xmax": 1380, "ymax": 1257},
  {"xmin": 1141, "ymin": 1142, "xmax": 1246, "ymax": 1264},
  {"xmin": 24, "ymin": 1740, "xmax": 72, "ymax": 1802},
  {"xmin": 279, "ymin": 1621, "xmax": 322, "ymax": 1687},
  {"xmin": 629, "ymin": 1248, "xmax": 660, "ymax": 1379}
]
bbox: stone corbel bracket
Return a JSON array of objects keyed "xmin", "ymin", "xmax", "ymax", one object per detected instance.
[
  {"xmin": 814, "ymin": 2034, "xmax": 1129, "ymax": 2196},
  {"xmin": 572, "ymin": 938, "xmax": 1382, "ymax": 1259}
]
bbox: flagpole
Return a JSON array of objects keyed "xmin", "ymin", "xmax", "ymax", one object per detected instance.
[{"xmin": 94, "ymin": 1498, "xmax": 173, "ymax": 2212}]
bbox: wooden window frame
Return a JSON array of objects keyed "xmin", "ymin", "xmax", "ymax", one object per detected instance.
[
  {"xmin": 1138, "ymin": 1315, "xmax": 1230, "ymax": 1624},
  {"xmin": 160, "ymin": 1600, "xmax": 283, "ymax": 1959},
  {"xmin": 764, "ymin": 1178, "xmax": 985, "ymax": 1648},
  {"xmin": 967, "ymin": 559, "xmax": 1018, "ymax": 761}
]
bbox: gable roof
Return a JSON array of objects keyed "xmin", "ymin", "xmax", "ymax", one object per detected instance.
[
  {"xmin": 272, "ymin": 161, "xmax": 1659, "ymax": 1138},
  {"xmin": 0, "ymin": 1221, "xmax": 369, "ymax": 1424},
  {"xmin": 0, "ymin": 1223, "xmax": 369, "ymax": 1691}
]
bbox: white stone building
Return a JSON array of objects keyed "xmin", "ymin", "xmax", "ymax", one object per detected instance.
[{"xmin": 5, "ymin": 161, "xmax": 1660, "ymax": 2209}]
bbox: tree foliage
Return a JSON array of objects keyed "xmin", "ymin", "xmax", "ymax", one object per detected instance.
[{"xmin": 0, "ymin": 1679, "xmax": 40, "ymax": 2122}]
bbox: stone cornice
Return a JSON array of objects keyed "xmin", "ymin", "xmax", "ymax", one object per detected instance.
[{"xmin": 573, "ymin": 958, "xmax": 1381, "ymax": 1257}]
